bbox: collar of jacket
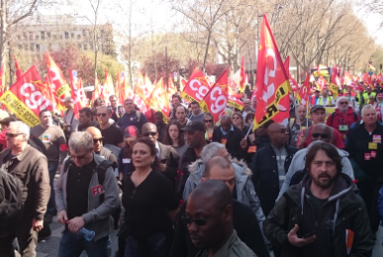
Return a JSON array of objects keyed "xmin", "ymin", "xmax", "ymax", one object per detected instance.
[
  {"xmin": 266, "ymin": 143, "xmax": 296, "ymax": 155},
  {"xmin": 13, "ymin": 144, "xmax": 32, "ymax": 161}
]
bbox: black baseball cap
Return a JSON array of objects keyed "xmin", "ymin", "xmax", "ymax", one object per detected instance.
[
  {"xmin": 181, "ymin": 121, "xmax": 206, "ymax": 133},
  {"xmin": 310, "ymin": 105, "xmax": 325, "ymax": 114}
]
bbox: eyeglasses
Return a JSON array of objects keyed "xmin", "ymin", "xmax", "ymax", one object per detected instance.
[
  {"xmin": 93, "ymin": 138, "xmax": 103, "ymax": 144},
  {"xmin": 339, "ymin": 102, "xmax": 348, "ymax": 105},
  {"xmin": 232, "ymin": 116, "xmax": 240, "ymax": 120},
  {"xmin": 6, "ymin": 133, "xmax": 22, "ymax": 138},
  {"xmin": 312, "ymin": 133, "xmax": 329, "ymax": 139},
  {"xmin": 70, "ymin": 151, "xmax": 89, "ymax": 160},
  {"xmin": 181, "ymin": 205, "xmax": 228, "ymax": 226},
  {"xmin": 97, "ymin": 113, "xmax": 107, "ymax": 117},
  {"xmin": 204, "ymin": 120, "xmax": 213, "ymax": 123},
  {"xmin": 143, "ymin": 132, "xmax": 157, "ymax": 137}
]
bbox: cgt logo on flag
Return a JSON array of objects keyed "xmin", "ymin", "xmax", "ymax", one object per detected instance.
[{"xmin": 91, "ymin": 184, "xmax": 104, "ymax": 197}]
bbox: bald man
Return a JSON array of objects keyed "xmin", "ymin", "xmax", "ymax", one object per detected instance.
[
  {"xmin": 251, "ymin": 123, "xmax": 298, "ymax": 216},
  {"xmin": 141, "ymin": 122, "xmax": 179, "ymax": 186},
  {"xmin": 96, "ymin": 106, "xmax": 124, "ymax": 147},
  {"xmin": 287, "ymin": 105, "xmax": 312, "ymax": 146},
  {"xmin": 170, "ymin": 157, "xmax": 270, "ymax": 257},
  {"xmin": 212, "ymin": 116, "xmax": 247, "ymax": 160},
  {"xmin": 86, "ymin": 126, "xmax": 118, "ymax": 178},
  {"xmin": 278, "ymin": 124, "xmax": 354, "ymax": 200},
  {"xmin": 185, "ymin": 180, "xmax": 256, "ymax": 257}
]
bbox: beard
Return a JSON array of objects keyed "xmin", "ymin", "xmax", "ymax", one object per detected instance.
[{"xmin": 310, "ymin": 171, "xmax": 339, "ymax": 189}]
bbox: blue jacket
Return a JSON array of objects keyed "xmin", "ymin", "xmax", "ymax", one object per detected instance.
[{"xmin": 378, "ymin": 184, "xmax": 383, "ymax": 223}]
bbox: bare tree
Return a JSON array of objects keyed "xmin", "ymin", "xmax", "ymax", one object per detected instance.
[{"xmin": 358, "ymin": 0, "xmax": 383, "ymax": 27}]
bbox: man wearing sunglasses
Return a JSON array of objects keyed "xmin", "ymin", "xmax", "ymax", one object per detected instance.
[
  {"xmin": 141, "ymin": 122, "xmax": 179, "ymax": 185},
  {"xmin": 326, "ymin": 96, "xmax": 359, "ymax": 141},
  {"xmin": 251, "ymin": 123, "xmax": 298, "ymax": 217},
  {"xmin": 31, "ymin": 109, "xmax": 68, "ymax": 224},
  {"xmin": 278, "ymin": 124, "xmax": 354, "ymax": 200},
  {"xmin": 97, "ymin": 106, "xmax": 124, "ymax": 148},
  {"xmin": 185, "ymin": 179, "xmax": 257, "ymax": 257},
  {"xmin": 55, "ymin": 131, "xmax": 120, "ymax": 257},
  {"xmin": 86, "ymin": 127, "xmax": 118, "ymax": 178},
  {"xmin": 0, "ymin": 121, "xmax": 50, "ymax": 256},
  {"xmin": 297, "ymin": 105, "xmax": 345, "ymax": 149}
]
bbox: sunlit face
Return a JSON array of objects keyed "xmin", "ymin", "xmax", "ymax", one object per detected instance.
[
  {"xmin": 69, "ymin": 147, "xmax": 93, "ymax": 168},
  {"xmin": 6, "ymin": 124, "xmax": 26, "ymax": 150},
  {"xmin": 232, "ymin": 114, "xmax": 242, "ymax": 127},
  {"xmin": 132, "ymin": 142, "xmax": 155, "ymax": 169},
  {"xmin": 191, "ymin": 103, "xmax": 201, "ymax": 115},
  {"xmin": 124, "ymin": 100, "xmax": 135, "ymax": 114},
  {"xmin": 297, "ymin": 106, "xmax": 306, "ymax": 120},
  {"xmin": 79, "ymin": 112, "xmax": 92, "ymax": 126},
  {"xmin": 176, "ymin": 106, "xmax": 186, "ymax": 122},
  {"xmin": 168, "ymin": 124, "xmax": 179, "ymax": 141},
  {"xmin": 362, "ymin": 108, "xmax": 377, "ymax": 126},
  {"xmin": 172, "ymin": 97, "xmax": 181, "ymax": 107},
  {"xmin": 97, "ymin": 108, "xmax": 110, "ymax": 125},
  {"xmin": 110, "ymin": 97, "xmax": 117, "ymax": 107},
  {"xmin": 243, "ymin": 99, "xmax": 250, "ymax": 110},
  {"xmin": 40, "ymin": 111, "xmax": 52, "ymax": 127},
  {"xmin": 310, "ymin": 109, "xmax": 326, "ymax": 124}
]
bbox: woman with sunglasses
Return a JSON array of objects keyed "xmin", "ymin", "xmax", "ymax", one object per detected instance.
[
  {"xmin": 203, "ymin": 113, "xmax": 215, "ymax": 141},
  {"xmin": 119, "ymin": 137, "xmax": 179, "ymax": 257},
  {"xmin": 232, "ymin": 112, "xmax": 249, "ymax": 135},
  {"xmin": 118, "ymin": 126, "xmax": 139, "ymax": 180},
  {"xmin": 162, "ymin": 120, "xmax": 188, "ymax": 157}
]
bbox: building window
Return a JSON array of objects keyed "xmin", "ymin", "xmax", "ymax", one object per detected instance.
[
  {"xmin": 77, "ymin": 43, "xmax": 82, "ymax": 49},
  {"xmin": 41, "ymin": 31, "xmax": 45, "ymax": 40},
  {"xmin": 29, "ymin": 32, "xmax": 33, "ymax": 41},
  {"xmin": 23, "ymin": 33, "xmax": 27, "ymax": 40},
  {"xmin": 71, "ymin": 33, "xmax": 74, "ymax": 39},
  {"xmin": 82, "ymin": 30, "xmax": 86, "ymax": 36},
  {"xmin": 47, "ymin": 32, "xmax": 51, "ymax": 38},
  {"xmin": 84, "ymin": 44, "xmax": 88, "ymax": 50},
  {"xmin": 30, "ymin": 44, "xmax": 34, "ymax": 51},
  {"xmin": 36, "ymin": 44, "xmax": 40, "ymax": 51},
  {"xmin": 24, "ymin": 44, "xmax": 28, "ymax": 50},
  {"xmin": 53, "ymin": 35, "xmax": 57, "ymax": 40},
  {"xmin": 65, "ymin": 32, "xmax": 69, "ymax": 39},
  {"xmin": 77, "ymin": 34, "xmax": 81, "ymax": 40},
  {"xmin": 35, "ymin": 35, "xmax": 39, "ymax": 40}
]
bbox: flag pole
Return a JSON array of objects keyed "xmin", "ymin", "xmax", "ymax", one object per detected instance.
[{"xmin": 245, "ymin": 120, "xmax": 254, "ymax": 139}]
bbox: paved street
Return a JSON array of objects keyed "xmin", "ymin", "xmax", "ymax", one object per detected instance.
[{"xmin": 36, "ymin": 217, "xmax": 383, "ymax": 257}]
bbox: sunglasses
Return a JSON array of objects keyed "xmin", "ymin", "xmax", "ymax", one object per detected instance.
[
  {"xmin": 339, "ymin": 102, "xmax": 348, "ymax": 105},
  {"xmin": 204, "ymin": 120, "xmax": 213, "ymax": 123},
  {"xmin": 93, "ymin": 138, "xmax": 103, "ymax": 144},
  {"xmin": 143, "ymin": 132, "xmax": 157, "ymax": 137},
  {"xmin": 97, "ymin": 113, "xmax": 107, "ymax": 117},
  {"xmin": 181, "ymin": 205, "xmax": 228, "ymax": 226},
  {"xmin": 6, "ymin": 133, "xmax": 22, "ymax": 138},
  {"xmin": 70, "ymin": 151, "xmax": 89, "ymax": 160},
  {"xmin": 312, "ymin": 133, "xmax": 329, "ymax": 139}
]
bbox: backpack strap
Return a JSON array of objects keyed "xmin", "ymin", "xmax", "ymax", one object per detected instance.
[{"xmin": 95, "ymin": 160, "xmax": 113, "ymax": 203}]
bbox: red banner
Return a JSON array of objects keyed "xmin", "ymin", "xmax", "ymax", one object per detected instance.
[
  {"xmin": 13, "ymin": 55, "xmax": 23, "ymax": 81},
  {"xmin": 69, "ymin": 70, "xmax": 87, "ymax": 118},
  {"xmin": 181, "ymin": 67, "xmax": 211, "ymax": 103},
  {"xmin": 149, "ymin": 78, "xmax": 170, "ymax": 123},
  {"xmin": 253, "ymin": 15, "xmax": 290, "ymax": 130},
  {"xmin": 299, "ymin": 70, "xmax": 310, "ymax": 107},
  {"xmin": 227, "ymin": 87, "xmax": 244, "ymax": 111},
  {"xmin": 45, "ymin": 52, "xmax": 71, "ymax": 111},
  {"xmin": 200, "ymin": 70, "xmax": 229, "ymax": 123},
  {"xmin": 102, "ymin": 68, "xmax": 116, "ymax": 105},
  {"xmin": 0, "ymin": 66, "xmax": 53, "ymax": 126},
  {"xmin": 283, "ymin": 56, "xmax": 299, "ymax": 93}
]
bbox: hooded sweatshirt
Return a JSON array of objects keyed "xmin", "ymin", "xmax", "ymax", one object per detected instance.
[{"xmin": 277, "ymin": 140, "xmax": 355, "ymax": 200}]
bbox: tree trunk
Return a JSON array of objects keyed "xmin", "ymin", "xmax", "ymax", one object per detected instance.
[{"xmin": 202, "ymin": 29, "xmax": 212, "ymax": 73}]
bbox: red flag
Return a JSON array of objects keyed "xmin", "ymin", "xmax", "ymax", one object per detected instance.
[
  {"xmin": 43, "ymin": 75, "xmax": 57, "ymax": 108},
  {"xmin": 181, "ymin": 67, "xmax": 211, "ymax": 103},
  {"xmin": 227, "ymin": 87, "xmax": 244, "ymax": 111},
  {"xmin": 102, "ymin": 68, "xmax": 116, "ymax": 104},
  {"xmin": 149, "ymin": 78, "xmax": 170, "ymax": 123},
  {"xmin": 13, "ymin": 55, "xmax": 23, "ymax": 81},
  {"xmin": 134, "ymin": 70, "xmax": 154, "ymax": 108},
  {"xmin": 45, "ymin": 52, "xmax": 71, "ymax": 111},
  {"xmin": 0, "ymin": 66, "xmax": 53, "ymax": 126},
  {"xmin": 364, "ymin": 72, "xmax": 373, "ymax": 87},
  {"xmin": 168, "ymin": 75, "xmax": 177, "ymax": 95},
  {"xmin": 239, "ymin": 57, "xmax": 247, "ymax": 92},
  {"xmin": 117, "ymin": 72, "xmax": 129, "ymax": 104},
  {"xmin": 299, "ymin": 70, "xmax": 310, "ymax": 107},
  {"xmin": 253, "ymin": 15, "xmax": 290, "ymax": 130},
  {"xmin": 200, "ymin": 70, "xmax": 229, "ymax": 123},
  {"xmin": 316, "ymin": 76, "xmax": 326, "ymax": 90},
  {"xmin": 283, "ymin": 56, "xmax": 299, "ymax": 93},
  {"xmin": 69, "ymin": 70, "xmax": 87, "ymax": 118},
  {"xmin": 0, "ymin": 64, "xmax": 4, "ymax": 97},
  {"xmin": 92, "ymin": 75, "xmax": 103, "ymax": 101}
]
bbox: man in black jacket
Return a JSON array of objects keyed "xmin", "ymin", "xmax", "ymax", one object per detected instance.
[
  {"xmin": 264, "ymin": 142, "xmax": 373, "ymax": 257},
  {"xmin": 212, "ymin": 115, "xmax": 247, "ymax": 160},
  {"xmin": 251, "ymin": 123, "xmax": 297, "ymax": 216},
  {"xmin": 170, "ymin": 156, "xmax": 270, "ymax": 257}
]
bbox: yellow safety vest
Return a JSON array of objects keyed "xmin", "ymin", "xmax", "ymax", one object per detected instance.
[{"xmin": 363, "ymin": 92, "xmax": 376, "ymax": 103}]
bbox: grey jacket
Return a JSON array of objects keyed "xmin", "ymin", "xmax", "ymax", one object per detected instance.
[
  {"xmin": 55, "ymin": 153, "xmax": 120, "ymax": 241},
  {"xmin": 277, "ymin": 140, "xmax": 355, "ymax": 200},
  {"xmin": 183, "ymin": 158, "xmax": 266, "ymax": 232}
]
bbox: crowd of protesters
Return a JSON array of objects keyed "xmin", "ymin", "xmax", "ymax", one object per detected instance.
[{"xmin": 1, "ymin": 80, "xmax": 383, "ymax": 257}]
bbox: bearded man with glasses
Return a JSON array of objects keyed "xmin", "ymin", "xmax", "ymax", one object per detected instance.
[
  {"xmin": 278, "ymin": 124, "xmax": 354, "ymax": 200},
  {"xmin": 326, "ymin": 96, "xmax": 360, "ymax": 141},
  {"xmin": 55, "ymin": 131, "xmax": 119, "ymax": 257}
]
